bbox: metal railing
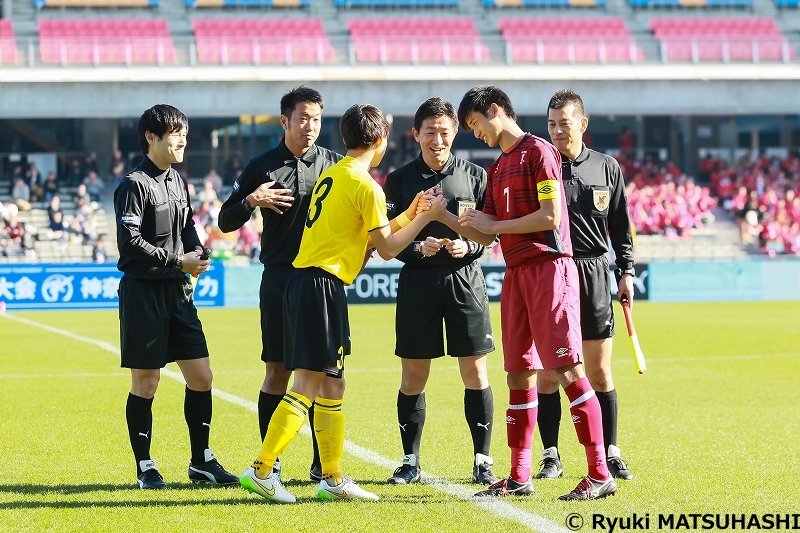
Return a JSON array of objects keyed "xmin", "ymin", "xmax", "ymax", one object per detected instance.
[{"xmin": 0, "ymin": 35, "xmax": 797, "ymax": 68}]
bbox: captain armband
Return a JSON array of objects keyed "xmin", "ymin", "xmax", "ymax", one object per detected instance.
[{"xmin": 536, "ymin": 180, "xmax": 560, "ymax": 200}]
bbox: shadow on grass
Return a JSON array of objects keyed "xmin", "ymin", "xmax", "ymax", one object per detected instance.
[{"xmin": 0, "ymin": 479, "xmax": 454, "ymax": 508}]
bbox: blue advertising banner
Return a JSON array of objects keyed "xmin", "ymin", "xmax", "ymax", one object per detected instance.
[
  {"xmin": 0, "ymin": 262, "xmax": 225, "ymax": 310},
  {"xmin": 343, "ymin": 264, "xmax": 508, "ymax": 304},
  {"xmin": 342, "ymin": 263, "xmax": 649, "ymax": 304}
]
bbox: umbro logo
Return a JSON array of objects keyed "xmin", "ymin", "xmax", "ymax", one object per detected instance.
[
  {"xmin": 571, "ymin": 414, "xmax": 581, "ymax": 424},
  {"xmin": 538, "ymin": 183, "xmax": 556, "ymax": 196},
  {"xmin": 398, "ymin": 424, "xmax": 407, "ymax": 432},
  {"xmin": 202, "ymin": 422, "xmax": 211, "ymax": 428},
  {"xmin": 138, "ymin": 431, "xmax": 150, "ymax": 439},
  {"xmin": 506, "ymin": 416, "xmax": 515, "ymax": 425},
  {"xmin": 556, "ymin": 347, "xmax": 569, "ymax": 357},
  {"xmin": 477, "ymin": 422, "xmax": 490, "ymax": 430}
]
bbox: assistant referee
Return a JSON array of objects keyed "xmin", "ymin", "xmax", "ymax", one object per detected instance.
[
  {"xmin": 535, "ymin": 89, "xmax": 636, "ymax": 481},
  {"xmin": 218, "ymin": 86, "xmax": 341, "ymax": 482},
  {"xmin": 115, "ymin": 104, "xmax": 238, "ymax": 489},
  {"xmin": 383, "ymin": 98, "xmax": 498, "ymax": 486}
]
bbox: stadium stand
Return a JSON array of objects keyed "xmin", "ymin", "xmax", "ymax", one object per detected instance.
[
  {"xmin": 0, "ymin": 19, "xmax": 16, "ymax": 66},
  {"xmin": 498, "ymin": 18, "xmax": 643, "ymax": 63},
  {"xmin": 651, "ymin": 18, "xmax": 793, "ymax": 63},
  {"xmin": 193, "ymin": 18, "xmax": 334, "ymax": 64},
  {"xmin": 485, "ymin": 0, "xmax": 606, "ymax": 6},
  {"xmin": 33, "ymin": 0, "xmax": 158, "ymax": 7},
  {"xmin": 708, "ymin": 153, "xmax": 800, "ymax": 255},
  {"xmin": 38, "ymin": 19, "xmax": 176, "ymax": 65},
  {"xmin": 348, "ymin": 18, "xmax": 489, "ymax": 63},
  {"xmin": 187, "ymin": 0, "xmax": 308, "ymax": 6}
]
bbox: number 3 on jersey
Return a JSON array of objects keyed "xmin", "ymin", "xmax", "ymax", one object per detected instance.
[{"xmin": 306, "ymin": 176, "xmax": 333, "ymax": 228}]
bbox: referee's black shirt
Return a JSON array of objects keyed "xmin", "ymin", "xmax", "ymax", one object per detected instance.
[
  {"xmin": 384, "ymin": 153, "xmax": 487, "ymax": 268},
  {"xmin": 115, "ymin": 156, "xmax": 201, "ymax": 280},
  {"xmin": 218, "ymin": 140, "xmax": 342, "ymax": 268},
  {"xmin": 562, "ymin": 145, "xmax": 634, "ymax": 271}
]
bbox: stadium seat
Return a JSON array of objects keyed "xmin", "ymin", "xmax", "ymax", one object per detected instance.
[
  {"xmin": 192, "ymin": 18, "xmax": 334, "ymax": 64},
  {"xmin": 498, "ymin": 18, "xmax": 642, "ymax": 64},
  {"xmin": 485, "ymin": 0, "xmax": 606, "ymax": 6},
  {"xmin": 631, "ymin": 0, "xmax": 752, "ymax": 5},
  {"xmin": 335, "ymin": 0, "xmax": 457, "ymax": 5},
  {"xmin": 348, "ymin": 18, "xmax": 489, "ymax": 64},
  {"xmin": 650, "ymin": 18, "xmax": 793, "ymax": 63},
  {"xmin": 38, "ymin": 19, "xmax": 175, "ymax": 65},
  {"xmin": 0, "ymin": 19, "xmax": 17, "ymax": 65},
  {"xmin": 32, "ymin": 0, "xmax": 158, "ymax": 7},
  {"xmin": 186, "ymin": 0, "xmax": 309, "ymax": 6}
]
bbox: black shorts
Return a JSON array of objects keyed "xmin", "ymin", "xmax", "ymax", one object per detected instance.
[
  {"xmin": 395, "ymin": 261, "xmax": 494, "ymax": 359},
  {"xmin": 259, "ymin": 266, "xmax": 293, "ymax": 364},
  {"xmin": 574, "ymin": 256, "xmax": 615, "ymax": 341},
  {"xmin": 283, "ymin": 268, "xmax": 351, "ymax": 378},
  {"xmin": 118, "ymin": 276, "xmax": 209, "ymax": 369}
]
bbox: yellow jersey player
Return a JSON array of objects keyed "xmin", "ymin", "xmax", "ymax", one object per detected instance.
[{"xmin": 240, "ymin": 104, "xmax": 447, "ymax": 503}]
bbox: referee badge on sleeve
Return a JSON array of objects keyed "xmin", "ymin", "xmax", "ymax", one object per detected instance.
[{"xmin": 593, "ymin": 190, "xmax": 610, "ymax": 211}]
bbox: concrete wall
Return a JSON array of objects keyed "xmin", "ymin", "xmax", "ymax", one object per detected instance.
[{"xmin": 3, "ymin": 64, "xmax": 800, "ymax": 118}]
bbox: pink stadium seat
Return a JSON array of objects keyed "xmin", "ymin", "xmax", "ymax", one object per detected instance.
[
  {"xmin": 192, "ymin": 19, "xmax": 334, "ymax": 64},
  {"xmin": 0, "ymin": 19, "xmax": 17, "ymax": 65},
  {"xmin": 651, "ymin": 18, "xmax": 792, "ymax": 63},
  {"xmin": 499, "ymin": 18, "xmax": 642, "ymax": 64},
  {"xmin": 348, "ymin": 18, "xmax": 488, "ymax": 64},
  {"xmin": 38, "ymin": 19, "xmax": 176, "ymax": 65}
]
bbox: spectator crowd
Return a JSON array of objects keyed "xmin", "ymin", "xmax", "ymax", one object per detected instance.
[
  {"xmin": 5, "ymin": 147, "xmax": 800, "ymax": 263},
  {"xmin": 1, "ymin": 153, "xmax": 113, "ymax": 262},
  {"xmin": 704, "ymin": 153, "xmax": 800, "ymax": 256}
]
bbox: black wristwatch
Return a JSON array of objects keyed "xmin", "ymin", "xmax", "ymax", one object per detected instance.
[
  {"xmin": 242, "ymin": 196, "xmax": 255, "ymax": 213},
  {"xmin": 173, "ymin": 256, "xmax": 184, "ymax": 272},
  {"xmin": 619, "ymin": 268, "xmax": 635, "ymax": 277}
]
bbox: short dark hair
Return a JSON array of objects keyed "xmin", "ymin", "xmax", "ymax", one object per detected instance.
[
  {"xmin": 137, "ymin": 104, "xmax": 188, "ymax": 156},
  {"xmin": 413, "ymin": 97, "xmax": 458, "ymax": 132},
  {"xmin": 457, "ymin": 85, "xmax": 516, "ymax": 130},
  {"xmin": 280, "ymin": 85, "xmax": 324, "ymax": 118},
  {"xmin": 339, "ymin": 104, "xmax": 389, "ymax": 150},
  {"xmin": 548, "ymin": 89, "xmax": 586, "ymax": 119}
]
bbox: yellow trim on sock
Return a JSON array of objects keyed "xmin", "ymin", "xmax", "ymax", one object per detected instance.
[
  {"xmin": 315, "ymin": 397, "xmax": 345, "ymax": 485},
  {"xmin": 254, "ymin": 391, "xmax": 311, "ymax": 477}
]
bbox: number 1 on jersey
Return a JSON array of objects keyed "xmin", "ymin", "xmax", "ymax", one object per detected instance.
[{"xmin": 503, "ymin": 186, "xmax": 509, "ymax": 213}]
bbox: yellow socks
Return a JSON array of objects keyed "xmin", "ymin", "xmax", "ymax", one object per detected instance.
[
  {"xmin": 253, "ymin": 392, "xmax": 310, "ymax": 478},
  {"xmin": 314, "ymin": 397, "xmax": 345, "ymax": 485}
]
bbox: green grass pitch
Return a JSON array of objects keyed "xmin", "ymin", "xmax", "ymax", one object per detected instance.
[{"xmin": 1, "ymin": 301, "xmax": 799, "ymax": 533}]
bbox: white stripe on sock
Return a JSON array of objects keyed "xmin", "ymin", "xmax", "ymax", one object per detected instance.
[
  {"xmin": 508, "ymin": 401, "xmax": 539, "ymax": 410},
  {"xmin": 569, "ymin": 389, "xmax": 596, "ymax": 407}
]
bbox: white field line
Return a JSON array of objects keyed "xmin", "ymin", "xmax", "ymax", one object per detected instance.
[{"xmin": 1, "ymin": 312, "xmax": 570, "ymax": 533}]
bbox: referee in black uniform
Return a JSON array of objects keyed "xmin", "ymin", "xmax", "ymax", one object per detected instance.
[
  {"xmin": 383, "ymin": 97, "xmax": 498, "ymax": 486},
  {"xmin": 218, "ymin": 86, "xmax": 342, "ymax": 482},
  {"xmin": 534, "ymin": 89, "xmax": 635, "ymax": 481},
  {"xmin": 115, "ymin": 104, "xmax": 238, "ymax": 489}
]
